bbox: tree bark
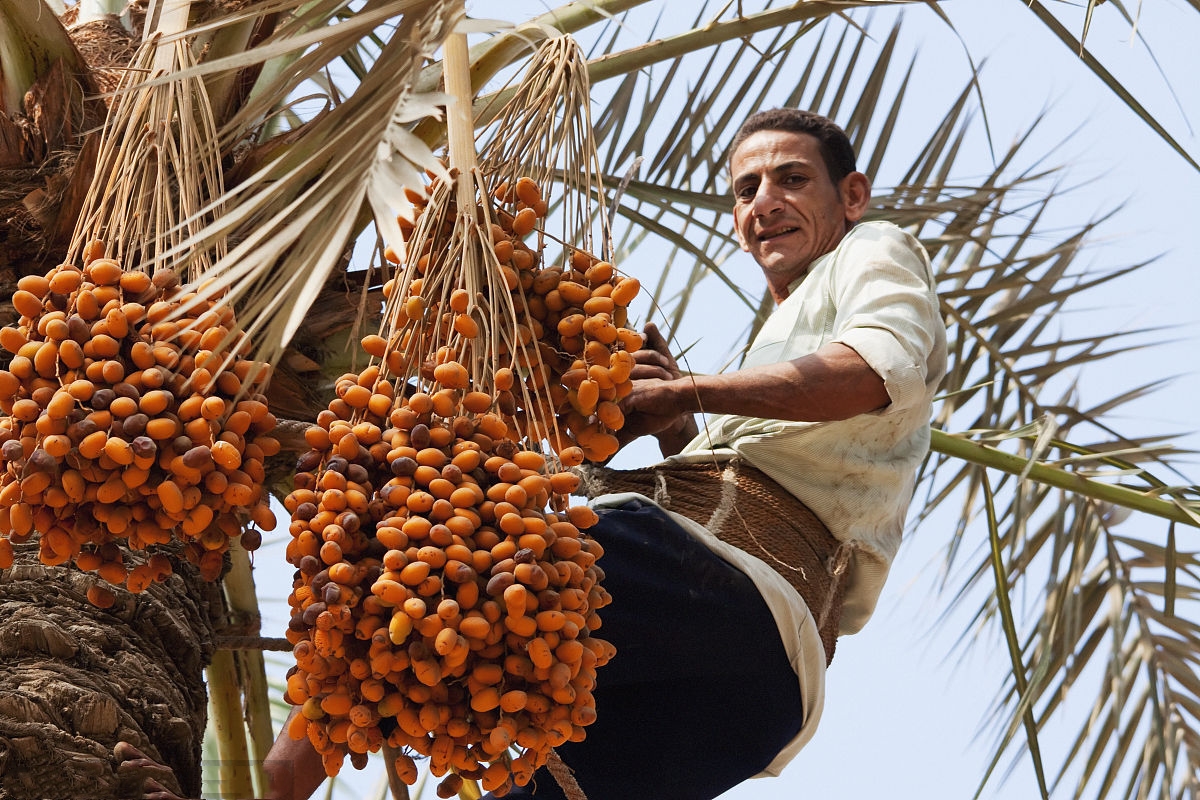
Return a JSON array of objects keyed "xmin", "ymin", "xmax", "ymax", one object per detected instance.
[{"xmin": 0, "ymin": 543, "xmax": 220, "ymax": 799}]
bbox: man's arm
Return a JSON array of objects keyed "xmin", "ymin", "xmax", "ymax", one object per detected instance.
[
  {"xmin": 259, "ymin": 713, "xmax": 328, "ymax": 800},
  {"xmin": 620, "ymin": 225, "xmax": 944, "ymax": 441},
  {"xmin": 620, "ymin": 341, "xmax": 889, "ymax": 438},
  {"xmin": 116, "ymin": 711, "xmax": 328, "ymax": 800}
]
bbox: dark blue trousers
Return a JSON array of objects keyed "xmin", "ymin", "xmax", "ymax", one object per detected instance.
[{"xmin": 484, "ymin": 499, "xmax": 804, "ymax": 800}]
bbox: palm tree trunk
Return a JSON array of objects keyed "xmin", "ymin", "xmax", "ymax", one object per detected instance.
[{"xmin": 0, "ymin": 543, "xmax": 219, "ymax": 799}]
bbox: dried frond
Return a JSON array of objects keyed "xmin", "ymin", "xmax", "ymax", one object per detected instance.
[
  {"xmin": 157, "ymin": 1, "xmax": 456, "ymax": 371},
  {"xmin": 68, "ymin": 36, "xmax": 225, "ymax": 276}
]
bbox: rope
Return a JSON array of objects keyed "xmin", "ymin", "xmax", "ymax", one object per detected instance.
[
  {"xmin": 574, "ymin": 459, "xmax": 851, "ymax": 664},
  {"xmin": 546, "ymin": 749, "xmax": 588, "ymax": 800},
  {"xmin": 213, "ymin": 635, "xmax": 294, "ymax": 652},
  {"xmin": 712, "ymin": 461, "xmax": 808, "ymax": 582},
  {"xmin": 816, "ymin": 542, "xmax": 854, "ymax": 633}
]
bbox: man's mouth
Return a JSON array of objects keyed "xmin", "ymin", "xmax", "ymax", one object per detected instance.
[{"xmin": 757, "ymin": 226, "xmax": 798, "ymax": 242}]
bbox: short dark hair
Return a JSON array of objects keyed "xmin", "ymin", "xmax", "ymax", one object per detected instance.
[{"xmin": 728, "ymin": 109, "xmax": 857, "ymax": 184}]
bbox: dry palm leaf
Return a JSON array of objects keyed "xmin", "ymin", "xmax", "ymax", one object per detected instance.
[
  {"xmin": 69, "ymin": 35, "xmax": 225, "ymax": 275},
  {"xmin": 151, "ymin": 1, "xmax": 458, "ymax": 372}
]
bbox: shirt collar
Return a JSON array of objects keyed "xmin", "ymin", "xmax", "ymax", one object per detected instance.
[{"xmin": 786, "ymin": 248, "xmax": 830, "ymax": 295}]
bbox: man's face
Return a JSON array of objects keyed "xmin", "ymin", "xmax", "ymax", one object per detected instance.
[{"xmin": 731, "ymin": 130, "xmax": 861, "ymax": 297}]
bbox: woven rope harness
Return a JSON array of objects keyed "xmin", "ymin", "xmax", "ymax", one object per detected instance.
[{"xmin": 575, "ymin": 458, "xmax": 852, "ymax": 666}]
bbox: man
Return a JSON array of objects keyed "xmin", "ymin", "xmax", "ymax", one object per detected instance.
[{"xmin": 120, "ymin": 108, "xmax": 945, "ymax": 800}]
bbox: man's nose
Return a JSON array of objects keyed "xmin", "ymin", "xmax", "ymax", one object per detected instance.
[{"xmin": 752, "ymin": 180, "xmax": 783, "ymax": 215}]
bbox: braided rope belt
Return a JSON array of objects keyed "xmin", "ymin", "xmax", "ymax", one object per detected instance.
[{"xmin": 575, "ymin": 458, "xmax": 851, "ymax": 665}]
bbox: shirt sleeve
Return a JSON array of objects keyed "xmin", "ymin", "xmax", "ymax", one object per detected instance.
[{"xmin": 828, "ymin": 224, "xmax": 943, "ymax": 414}]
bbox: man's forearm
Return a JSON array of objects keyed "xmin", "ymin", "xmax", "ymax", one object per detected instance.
[
  {"xmin": 261, "ymin": 711, "xmax": 327, "ymax": 800},
  {"xmin": 667, "ymin": 343, "xmax": 889, "ymax": 423}
]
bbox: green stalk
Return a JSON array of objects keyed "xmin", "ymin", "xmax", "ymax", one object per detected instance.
[
  {"xmin": 206, "ymin": 547, "xmax": 271, "ymax": 800},
  {"xmin": 242, "ymin": 0, "xmax": 328, "ymax": 123},
  {"xmin": 457, "ymin": 775, "xmax": 482, "ymax": 800},
  {"xmin": 410, "ymin": 0, "xmax": 648, "ymax": 143},
  {"xmin": 414, "ymin": 0, "xmax": 879, "ymax": 145},
  {"xmin": 460, "ymin": 0, "xmax": 649, "ymax": 85},
  {"xmin": 929, "ymin": 429, "xmax": 1200, "ymax": 528},
  {"xmin": 0, "ymin": 0, "xmax": 87, "ymax": 114},
  {"xmin": 197, "ymin": 16, "xmax": 259, "ymax": 126},
  {"xmin": 976, "ymin": 473, "xmax": 1050, "ymax": 799},
  {"xmin": 584, "ymin": 0, "xmax": 876, "ymax": 85}
]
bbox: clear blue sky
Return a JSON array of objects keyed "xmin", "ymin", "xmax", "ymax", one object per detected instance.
[{"xmin": 247, "ymin": 3, "xmax": 1200, "ymax": 798}]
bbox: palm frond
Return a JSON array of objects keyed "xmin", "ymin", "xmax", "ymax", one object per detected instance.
[
  {"xmin": 0, "ymin": 0, "xmax": 90, "ymax": 113},
  {"xmin": 977, "ymin": 469, "xmax": 1051, "ymax": 799},
  {"xmin": 1019, "ymin": 0, "xmax": 1199, "ymax": 172},
  {"xmin": 161, "ymin": 2, "xmax": 457, "ymax": 368}
]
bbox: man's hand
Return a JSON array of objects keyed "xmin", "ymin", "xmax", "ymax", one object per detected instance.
[
  {"xmin": 613, "ymin": 322, "xmax": 890, "ymax": 460},
  {"xmin": 114, "ymin": 743, "xmax": 195, "ymax": 800},
  {"xmin": 617, "ymin": 323, "xmax": 699, "ymax": 457}
]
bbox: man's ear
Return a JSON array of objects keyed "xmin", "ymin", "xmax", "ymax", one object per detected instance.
[{"xmin": 840, "ymin": 171, "xmax": 872, "ymax": 223}]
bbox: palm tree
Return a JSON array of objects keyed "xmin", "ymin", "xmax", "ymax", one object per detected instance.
[{"xmin": 1, "ymin": 1, "xmax": 1198, "ymax": 798}]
